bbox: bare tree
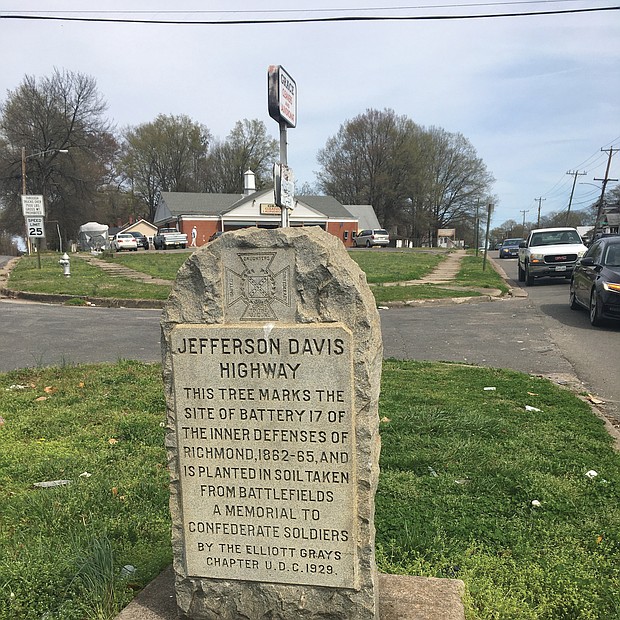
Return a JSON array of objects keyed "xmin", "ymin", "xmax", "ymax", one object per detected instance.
[
  {"xmin": 419, "ymin": 127, "xmax": 494, "ymax": 244},
  {"xmin": 0, "ymin": 69, "xmax": 116, "ymax": 249},
  {"xmin": 317, "ymin": 109, "xmax": 420, "ymax": 232},
  {"xmin": 202, "ymin": 119, "xmax": 278, "ymax": 193},
  {"xmin": 120, "ymin": 114, "xmax": 211, "ymax": 221},
  {"xmin": 316, "ymin": 109, "xmax": 494, "ymax": 244}
]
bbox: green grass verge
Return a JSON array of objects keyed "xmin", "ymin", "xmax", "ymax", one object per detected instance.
[
  {"xmin": 455, "ymin": 255, "xmax": 510, "ymax": 294},
  {"xmin": 1, "ymin": 361, "xmax": 618, "ymax": 619},
  {"xmin": 104, "ymin": 252, "xmax": 188, "ymax": 281},
  {"xmin": 0, "ymin": 361, "xmax": 169, "ymax": 620},
  {"xmin": 377, "ymin": 360, "xmax": 620, "ymax": 619},
  {"xmin": 7, "ymin": 255, "xmax": 172, "ymax": 300},
  {"xmin": 348, "ymin": 249, "xmax": 445, "ymax": 283},
  {"xmin": 371, "ymin": 284, "xmax": 481, "ymax": 304},
  {"xmin": 8, "ymin": 249, "xmax": 508, "ymax": 305}
]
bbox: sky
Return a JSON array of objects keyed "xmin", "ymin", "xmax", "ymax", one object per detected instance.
[{"xmin": 1, "ymin": 1, "xmax": 619, "ymax": 228}]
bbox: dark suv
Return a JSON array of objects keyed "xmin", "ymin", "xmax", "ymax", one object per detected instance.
[{"xmin": 128, "ymin": 231, "xmax": 149, "ymax": 250}]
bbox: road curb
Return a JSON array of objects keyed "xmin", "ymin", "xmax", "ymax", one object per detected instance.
[{"xmin": 1, "ymin": 287, "xmax": 164, "ymax": 309}]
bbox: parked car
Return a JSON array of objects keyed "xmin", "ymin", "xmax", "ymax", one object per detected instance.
[
  {"xmin": 128, "ymin": 231, "xmax": 149, "ymax": 250},
  {"xmin": 569, "ymin": 236, "xmax": 620, "ymax": 326},
  {"xmin": 353, "ymin": 229, "xmax": 390, "ymax": 248},
  {"xmin": 498, "ymin": 238, "xmax": 523, "ymax": 258},
  {"xmin": 113, "ymin": 233, "xmax": 138, "ymax": 252}
]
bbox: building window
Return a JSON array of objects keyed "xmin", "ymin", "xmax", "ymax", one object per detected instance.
[{"xmin": 344, "ymin": 231, "xmax": 349, "ymax": 240}]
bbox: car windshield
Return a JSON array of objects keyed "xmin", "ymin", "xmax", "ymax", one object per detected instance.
[
  {"xmin": 503, "ymin": 239, "xmax": 521, "ymax": 246},
  {"xmin": 530, "ymin": 231, "xmax": 581, "ymax": 246},
  {"xmin": 603, "ymin": 243, "xmax": 620, "ymax": 266}
]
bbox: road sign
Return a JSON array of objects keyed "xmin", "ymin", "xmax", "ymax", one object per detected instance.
[
  {"xmin": 274, "ymin": 163, "xmax": 295, "ymax": 210},
  {"xmin": 21, "ymin": 195, "xmax": 45, "ymax": 217},
  {"xmin": 26, "ymin": 216, "xmax": 45, "ymax": 238}
]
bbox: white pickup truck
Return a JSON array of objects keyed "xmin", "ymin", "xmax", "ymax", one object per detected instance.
[
  {"xmin": 517, "ymin": 227, "xmax": 588, "ymax": 286},
  {"xmin": 153, "ymin": 228, "xmax": 188, "ymax": 250}
]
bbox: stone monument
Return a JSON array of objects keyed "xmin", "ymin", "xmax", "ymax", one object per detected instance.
[{"xmin": 161, "ymin": 227, "xmax": 382, "ymax": 619}]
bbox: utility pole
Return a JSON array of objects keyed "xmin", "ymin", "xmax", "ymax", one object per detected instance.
[
  {"xmin": 534, "ymin": 197, "xmax": 545, "ymax": 228},
  {"xmin": 565, "ymin": 170, "xmax": 586, "ymax": 225},
  {"xmin": 520, "ymin": 209, "xmax": 529, "ymax": 233},
  {"xmin": 593, "ymin": 147, "xmax": 619, "ymax": 234},
  {"xmin": 474, "ymin": 198, "xmax": 480, "ymax": 256},
  {"xmin": 482, "ymin": 202, "xmax": 492, "ymax": 271}
]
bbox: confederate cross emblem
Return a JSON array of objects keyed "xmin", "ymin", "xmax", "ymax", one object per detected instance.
[{"xmin": 225, "ymin": 252, "xmax": 292, "ymax": 320}]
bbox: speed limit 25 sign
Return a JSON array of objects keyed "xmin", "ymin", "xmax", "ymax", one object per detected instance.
[{"xmin": 26, "ymin": 216, "xmax": 46, "ymax": 238}]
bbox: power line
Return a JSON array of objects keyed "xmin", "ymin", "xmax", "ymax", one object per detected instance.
[
  {"xmin": 0, "ymin": 0, "xmax": 601, "ymax": 16},
  {"xmin": 0, "ymin": 5, "xmax": 618, "ymax": 25}
]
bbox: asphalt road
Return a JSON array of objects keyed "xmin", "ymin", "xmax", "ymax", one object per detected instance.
[{"xmin": 1, "ymin": 253, "xmax": 617, "ymax": 421}]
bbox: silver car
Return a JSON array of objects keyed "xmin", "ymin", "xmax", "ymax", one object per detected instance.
[{"xmin": 353, "ymin": 229, "xmax": 390, "ymax": 248}]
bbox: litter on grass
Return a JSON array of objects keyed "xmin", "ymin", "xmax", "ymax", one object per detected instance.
[
  {"xmin": 483, "ymin": 387, "xmax": 496, "ymax": 391},
  {"xmin": 33, "ymin": 480, "xmax": 72, "ymax": 488},
  {"xmin": 525, "ymin": 405, "xmax": 542, "ymax": 412},
  {"xmin": 585, "ymin": 470, "xmax": 598, "ymax": 479},
  {"xmin": 531, "ymin": 500, "xmax": 542, "ymax": 508}
]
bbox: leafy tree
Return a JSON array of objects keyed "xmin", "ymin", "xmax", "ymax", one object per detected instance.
[
  {"xmin": 0, "ymin": 69, "xmax": 117, "ymax": 250},
  {"xmin": 202, "ymin": 119, "xmax": 278, "ymax": 193},
  {"xmin": 120, "ymin": 114, "xmax": 211, "ymax": 221}
]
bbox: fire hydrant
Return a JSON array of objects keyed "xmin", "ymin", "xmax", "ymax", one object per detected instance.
[{"xmin": 59, "ymin": 252, "xmax": 71, "ymax": 277}]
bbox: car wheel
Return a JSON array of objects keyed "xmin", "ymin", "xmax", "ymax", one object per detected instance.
[
  {"xmin": 517, "ymin": 262, "xmax": 525, "ymax": 282},
  {"xmin": 589, "ymin": 289, "xmax": 605, "ymax": 326},
  {"xmin": 366, "ymin": 240, "xmax": 371, "ymax": 248},
  {"xmin": 569, "ymin": 281, "xmax": 580, "ymax": 310},
  {"xmin": 525, "ymin": 263, "xmax": 534, "ymax": 286}
]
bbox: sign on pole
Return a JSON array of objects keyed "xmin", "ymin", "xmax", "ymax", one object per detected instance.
[
  {"xmin": 273, "ymin": 163, "xmax": 295, "ymax": 210},
  {"xmin": 21, "ymin": 195, "xmax": 45, "ymax": 217},
  {"xmin": 268, "ymin": 65, "xmax": 297, "ymax": 128},
  {"xmin": 26, "ymin": 216, "xmax": 45, "ymax": 238}
]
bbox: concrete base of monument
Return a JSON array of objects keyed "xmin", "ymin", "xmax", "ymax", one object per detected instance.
[{"xmin": 114, "ymin": 567, "xmax": 465, "ymax": 620}]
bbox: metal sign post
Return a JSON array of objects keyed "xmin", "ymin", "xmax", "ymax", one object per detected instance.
[
  {"xmin": 22, "ymin": 195, "xmax": 46, "ymax": 269},
  {"xmin": 268, "ymin": 65, "xmax": 297, "ymax": 228}
]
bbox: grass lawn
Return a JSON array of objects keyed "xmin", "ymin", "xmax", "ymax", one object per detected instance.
[
  {"xmin": 102, "ymin": 252, "xmax": 185, "ymax": 281},
  {"xmin": 348, "ymin": 249, "xmax": 444, "ymax": 283},
  {"xmin": 7, "ymin": 249, "xmax": 509, "ymax": 304},
  {"xmin": 1, "ymin": 361, "xmax": 618, "ymax": 619},
  {"xmin": 7, "ymin": 255, "xmax": 171, "ymax": 301}
]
